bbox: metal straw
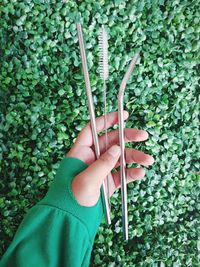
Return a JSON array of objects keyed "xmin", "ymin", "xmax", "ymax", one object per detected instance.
[
  {"xmin": 118, "ymin": 53, "xmax": 140, "ymax": 240},
  {"xmin": 76, "ymin": 23, "xmax": 111, "ymax": 225}
]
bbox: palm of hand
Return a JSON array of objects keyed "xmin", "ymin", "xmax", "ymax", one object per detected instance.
[{"xmin": 67, "ymin": 111, "xmax": 154, "ymax": 206}]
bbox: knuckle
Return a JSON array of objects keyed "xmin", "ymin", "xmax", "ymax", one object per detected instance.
[{"xmin": 99, "ymin": 154, "xmax": 112, "ymax": 166}]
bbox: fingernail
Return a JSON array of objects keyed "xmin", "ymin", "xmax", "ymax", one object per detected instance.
[
  {"xmin": 143, "ymin": 131, "xmax": 149, "ymax": 139},
  {"xmin": 108, "ymin": 145, "xmax": 121, "ymax": 157},
  {"xmin": 124, "ymin": 110, "xmax": 129, "ymax": 118},
  {"xmin": 150, "ymin": 156, "xmax": 155, "ymax": 165}
]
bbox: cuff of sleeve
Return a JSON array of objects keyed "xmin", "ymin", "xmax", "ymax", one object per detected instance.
[{"xmin": 38, "ymin": 157, "xmax": 103, "ymax": 242}]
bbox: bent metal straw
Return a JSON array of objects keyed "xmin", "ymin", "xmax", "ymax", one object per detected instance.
[{"xmin": 118, "ymin": 53, "xmax": 140, "ymax": 240}]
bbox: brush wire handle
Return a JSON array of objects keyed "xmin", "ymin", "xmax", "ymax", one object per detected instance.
[
  {"xmin": 103, "ymin": 80, "xmax": 110, "ymax": 202},
  {"xmin": 118, "ymin": 53, "xmax": 140, "ymax": 241},
  {"xmin": 76, "ymin": 23, "xmax": 111, "ymax": 225},
  {"xmin": 99, "ymin": 26, "xmax": 111, "ymax": 204},
  {"xmin": 99, "ymin": 26, "xmax": 108, "ymax": 81}
]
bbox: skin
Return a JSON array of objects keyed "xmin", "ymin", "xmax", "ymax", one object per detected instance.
[{"xmin": 67, "ymin": 111, "xmax": 154, "ymax": 207}]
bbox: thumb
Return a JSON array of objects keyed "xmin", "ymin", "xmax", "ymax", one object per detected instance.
[
  {"xmin": 72, "ymin": 145, "xmax": 121, "ymax": 206},
  {"xmin": 83, "ymin": 145, "xmax": 121, "ymax": 188}
]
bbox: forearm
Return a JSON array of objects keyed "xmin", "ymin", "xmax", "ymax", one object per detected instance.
[{"xmin": 0, "ymin": 157, "xmax": 103, "ymax": 267}]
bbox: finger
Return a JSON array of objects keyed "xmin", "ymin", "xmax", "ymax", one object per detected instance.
[
  {"xmin": 74, "ymin": 110, "xmax": 129, "ymax": 147},
  {"xmin": 109, "ymin": 168, "xmax": 145, "ymax": 196},
  {"xmin": 72, "ymin": 145, "xmax": 121, "ymax": 206},
  {"xmin": 125, "ymin": 148, "xmax": 154, "ymax": 165},
  {"xmin": 98, "ymin": 128, "xmax": 149, "ymax": 153},
  {"xmin": 113, "ymin": 148, "xmax": 154, "ymax": 168},
  {"xmin": 119, "ymin": 148, "xmax": 154, "ymax": 166}
]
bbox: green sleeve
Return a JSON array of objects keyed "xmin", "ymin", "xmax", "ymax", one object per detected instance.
[{"xmin": 0, "ymin": 157, "xmax": 103, "ymax": 267}]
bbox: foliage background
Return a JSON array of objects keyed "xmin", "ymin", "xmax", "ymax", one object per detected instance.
[{"xmin": 0, "ymin": 0, "xmax": 199, "ymax": 266}]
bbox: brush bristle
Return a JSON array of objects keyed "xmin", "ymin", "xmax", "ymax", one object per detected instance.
[{"xmin": 99, "ymin": 26, "xmax": 109, "ymax": 80}]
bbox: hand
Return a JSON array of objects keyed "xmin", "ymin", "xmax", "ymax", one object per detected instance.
[{"xmin": 66, "ymin": 111, "xmax": 154, "ymax": 207}]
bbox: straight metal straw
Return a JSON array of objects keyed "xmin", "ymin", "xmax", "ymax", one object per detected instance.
[
  {"xmin": 118, "ymin": 53, "xmax": 140, "ymax": 240},
  {"xmin": 76, "ymin": 23, "xmax": 111, "ymax": 225}
]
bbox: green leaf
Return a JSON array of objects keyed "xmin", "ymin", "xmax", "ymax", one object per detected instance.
[{"xmin": 58, "ymin": 89, "xmax": 65, "ymax": 96}]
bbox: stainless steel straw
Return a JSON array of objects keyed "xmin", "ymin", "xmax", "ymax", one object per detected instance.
[
  {"xmin": 118, "ymin": 53, "xmax": 140, "ymax": 240},
  {"xmin": 76, "ymin": 23, "xmax": 111, "ymax": 225}
]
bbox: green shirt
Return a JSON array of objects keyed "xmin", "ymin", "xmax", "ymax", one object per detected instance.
[{"xmin": 0, "ymin": 157, "xmax": 103, "ymax": 267}]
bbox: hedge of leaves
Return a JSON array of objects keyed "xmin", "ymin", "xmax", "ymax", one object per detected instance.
[{"xmin": 0, "ymin": 0, "xmax": 199, "ymax": 266}]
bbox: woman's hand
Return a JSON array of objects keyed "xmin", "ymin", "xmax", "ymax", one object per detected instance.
[{"xmin": 67, "ymin": 111, "xmax": 154, "ymax": 207}]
